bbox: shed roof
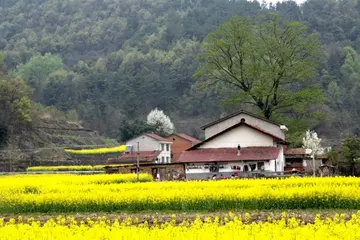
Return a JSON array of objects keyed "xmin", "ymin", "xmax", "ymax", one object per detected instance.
[
  {"xmin": 168, "ymin": 133, "xmax": 201, "ymax": 143},
  {"xmin": 107, "ymin": 150, "xmax": 161, "ymax": 164},
  {"xmin": 285, "ymin": 148, "xmax": 307, "ymax": 155},
  {"xmin": 144, "ymin": 133, "xmax": 170, "ymax": 142},
  {"xmin": 178, "ymin": 147, "xmax": 281, "ymax": 163}
]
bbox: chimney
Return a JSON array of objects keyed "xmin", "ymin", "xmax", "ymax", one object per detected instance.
[{"xmin": 237, "ymin": 144, "xmax": 241, "ymax": 156}]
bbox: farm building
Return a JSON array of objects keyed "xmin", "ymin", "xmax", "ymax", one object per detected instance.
[
  {"xmin": 178, "ymin": 111, "xmax": 291, "ymax": 179},
  {"xmin": 115, "ymin": 133, "xmax": 173, "ymax": 164},
  {"xmin": 166, "ymin": 133, "xmax": 200, "ymax": 162}
]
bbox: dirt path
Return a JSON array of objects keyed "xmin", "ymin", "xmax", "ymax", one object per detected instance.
[{"xmin": 1, "ymin": 210, "xmax": 358, "ymax": 225}]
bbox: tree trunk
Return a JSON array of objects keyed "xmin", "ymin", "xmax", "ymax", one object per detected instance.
[{"xmin": 352, "ymin": 159, "xmax": 355, "ymax": 176}]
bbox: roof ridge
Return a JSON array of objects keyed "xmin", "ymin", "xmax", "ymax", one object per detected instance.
[{"xmin": 201, "ymin": 110, "xmax": 280, "ymax": 130}]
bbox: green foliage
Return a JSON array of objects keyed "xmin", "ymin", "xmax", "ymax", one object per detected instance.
[
  {"xmin": 195, "ymin": 14, "xmax": 325, "ymax": 141},
  {"xmin": 341, "ymin": 135, "xmax": 360, "ymax": 175},
  {"xmin": 10, "ymin": 53, "xmax": 64, "ymax": 102},
  {"xmin": 0, "ymin": 0, "xmax": 360, "ymax": 142},
  {"xmin": 0, "ymin": 77, "xmax": 32, "ymax": 125},
  {"xmin": 341, "ymin": 135, "xmax": 360, "ymax": 162},
  {"xmin": 66, "ymin": 109, "xmax": 79, "ymax": 123},
  {"xmin": 117, "ymin": 120, "xmax": 158, "ymax": 142}
]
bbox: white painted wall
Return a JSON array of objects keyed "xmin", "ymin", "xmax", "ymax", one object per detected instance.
[
  {"xmin": 126, "ymin": 135, "xmax": 172, "ymax": 163},
  {"xmin": 185, "ymin": 161, "xmax": 277, "ymax": 174},
  {"xmin": 126, "ymin": 135, "xmax": 160, "ymax": 151},
  {"xmin": 205, "ymin": 113, "xmax": 285, "ymax": 140},
  {"xmin": 199, "ymin": 125, "xmax": 274, "ymax": 148},
  {"xmin": 265, "ymin": 160, "xmax": 276, "ymax": 171},
  {"xmin": 275, "ymin": 145, "xmax": 285, "ymax": 172}
]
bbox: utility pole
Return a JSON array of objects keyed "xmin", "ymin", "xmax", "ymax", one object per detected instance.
[{"xmin": 136, "ymin": 141, "xmax": 140, "ymax": 181}]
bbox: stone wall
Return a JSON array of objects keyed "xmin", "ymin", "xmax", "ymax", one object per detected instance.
[{"xmin": 107, "ymin": 163, "xmax": 185, "ymax": 181}]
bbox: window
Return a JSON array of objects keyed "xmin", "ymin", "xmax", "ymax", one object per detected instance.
[
  {"xmin": 151, "ymin": 168, "xmax": 158, "ymax": 178},
  {"xmin": 161, "ymin": 144, "xmax": 164, "ymax": 151},
  {"xmin": 166, "ymin": 144, "xmax": 169, "ymax": 151},
  {"xmin": 161, "ymin": 156, "xmax": 165, "ymax": 163},
  {"xmin": 249, "ymin": 164, "xmax": 257, "ymax": 171},
  {"xmin": 257, "ymin": 162, "xmax": 265, "ymax": 171},
  {"xmin": 166, "ymin": 157, "xmax": 170, "ymax": 163}
]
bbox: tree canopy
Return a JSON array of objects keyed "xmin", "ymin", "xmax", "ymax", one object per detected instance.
[{"xmin": 195, "ymin": 14, "xmax": 323, "ymax": 121}]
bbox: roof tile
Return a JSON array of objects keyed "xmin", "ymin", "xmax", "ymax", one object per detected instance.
[
  {"xmin": 144, "ymin": 133, "xmax": 170, "ymax": 142},
  {"xmin": 107, "ymin": 150, "xmax": 161, "ymax": 163},
  {"xmin": 174, "ymin": 133, "xmax": 201, "ymax": 143},
  {"xmin": 178, "ymin": 147, "xmax": 281, "ymax": 163}
]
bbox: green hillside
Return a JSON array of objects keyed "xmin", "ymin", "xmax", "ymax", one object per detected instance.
[{"xmin": 1, "ymin": 0, "xmax": 359, "ymax": 145}]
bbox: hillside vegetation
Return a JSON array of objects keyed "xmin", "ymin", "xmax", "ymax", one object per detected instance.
[{"xmin": 1, "ymin": 0, "xmax": 360, "ymax": 144}]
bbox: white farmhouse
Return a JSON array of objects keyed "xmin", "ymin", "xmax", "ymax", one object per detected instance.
[
  {"xmin": 178, "ymin": 111, "xmax": 289, "ymax": 179},
  {"xmin": 119, "ymin": 133, "xmax": 172, "ymax": 164}
]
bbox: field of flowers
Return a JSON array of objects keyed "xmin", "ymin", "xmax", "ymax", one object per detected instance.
[
  {"xmin": 1, "ymin": 213, "xmax": 360, "ymax": 239},
  {"xmin": 1, "ymin": 176, "xmax": 360, "ymax": 213},
  {"xmin": 64, "ymin": 145, "xmax": 126, "ymax": 155},
  {"xmin": 27, "ymin": 164, "xmax": 130, "ymax": 172}
]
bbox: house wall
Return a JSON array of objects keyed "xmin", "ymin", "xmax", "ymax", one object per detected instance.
[
  {"xmin": 126, "ymin": 135, "xmax": 160, "ymax": 151},
  {"xmin": 166, "ymin": 135, "xmax": 194, "ymax": 162},
  {"xmin": 199, "ymin": 125, "xmax": 274, "ymax": 148},
  {"xmin": 275, "ymin": 145, "xmax": 285, "ymax": 172},
  {"xmin": 204, "ymin": 113, "xmax": 285, "ymax": 140},
  {"xmin": 185, "ymin": 161, "xmax": 277, "ymax": 179},
  {"xmin": 126, "ymin": 135, "xmax": 172, "ymax": 163}
]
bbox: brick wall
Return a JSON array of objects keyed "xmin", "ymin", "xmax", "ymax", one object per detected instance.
[{"xmin": 166, "ymin": 135, "xmax": 193, "ymax": 162}]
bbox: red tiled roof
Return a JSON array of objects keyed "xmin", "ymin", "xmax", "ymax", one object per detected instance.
[
  {"xmin": 189, "ymin": 121, "xmax": 288, "ymax": 150},
  {"xmin": 285, "ymin": 148, "xmax": 307, "ymax": 155},
  {"xmin": 107, "ymin": 150, "xmax": 161, "ymax": 164},
  {"xmin": 178, "ymin": 147, "xmax": 281, "ymax": 163},
  {"xmin": 144, "ymin": 133, "xmax": 170, "ymax": 142},
  {"xmin": 173, "ymin": 133, "xmax": 201, "ymax": 143}
]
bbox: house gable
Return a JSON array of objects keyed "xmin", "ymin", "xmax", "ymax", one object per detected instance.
[
  {"xmin": 202, "ymin": 111, "xmax": 285, "ymax": 140},
  {"xmin": 190, "ymin": 121, "xmax": 287, "ymax": 150},
  {"xmin": 126, "ymin": 135, "xmax": 161, "ymax": 151},
  {"xmin": 166, "ymin": 134, "xmax": 195, "ymax": 163},
  {"xmin": 199, "ymin": 124, "xmax": 275, "ymax": 149}
]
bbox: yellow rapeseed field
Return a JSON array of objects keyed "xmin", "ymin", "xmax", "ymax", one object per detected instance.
[
  {"xmin": 1, "ymin": 213, "xmax": 360, "ymax": 240},
  {"xmin": 27, "ymin": 164, "xmax": 131, "ymax": 171},
  {"xmin": 64, "ymin": 145, "xmax": 126, "ymax": 155},
  {"xmin": 1, "ymin": 175, "xmax": 360, "ymax": 213}
]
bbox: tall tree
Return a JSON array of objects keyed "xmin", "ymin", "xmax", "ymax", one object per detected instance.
[
  {"xmin": 0, "ymin": 76, "xmax": 32, "ymax": 147},
  {"xmin": 341, "ymin": 135, "xmax": 360, "ymax": 176},
  {"xmin": 195, "ymin": 13, "xmax": 324, "ymax": 120},
  {"xmin": 10, "ymin": 53, "xmax": 64, "ymax": 102}
]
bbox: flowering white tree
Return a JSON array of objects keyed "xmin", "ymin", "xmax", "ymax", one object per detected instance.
[
  {"xmin": 147, "ymin": 108, "xmax": 175, "ymax": 135},
  {"xmin": 302, "ymin": 130, "xmax": 324, "ymax": 176},
  {"xmin": 302, "ymin": 130, "xmax": 324, "ymax": 156}
]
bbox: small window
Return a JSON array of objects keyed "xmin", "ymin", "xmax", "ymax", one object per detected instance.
[
  {"xmin": 166, "ymin": 156, "xmax": 169, "ymax": 163},
  {"xmin": 249, "ymin": 164, "xmax": 256, "ymax": 171},
  {"xmin": 166, "ymin": 144, "xmax": 169, "ymax": 151},
  {"xmin": 161, "ymin": 144, "xmax": 164, "ymax": 151},
  {"xmin": 161, "ymin": 156, "xmax": 165, "ymax": 163},
  {"xmin": 257, "ymin": 162, "xmax": 265, "ymax": 171}
]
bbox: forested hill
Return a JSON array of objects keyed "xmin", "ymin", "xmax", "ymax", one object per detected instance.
[{"xmin": 1, "ymin": 0, "xmax": 360, "ymax": 144}]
